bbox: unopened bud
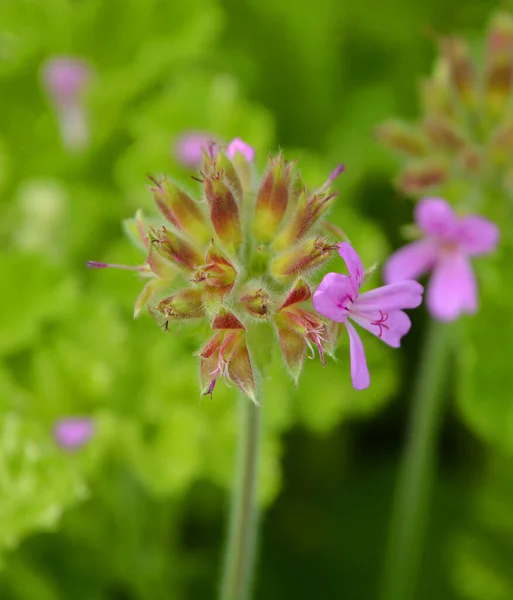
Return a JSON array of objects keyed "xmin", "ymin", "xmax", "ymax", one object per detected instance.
[
  {"xmin": 440, "ymin": 36, "xmax": 477, "ymax": 108},
  {"xmin": 227, "ymin": 138, "xmax": 255, "ymax": 194},
  {"xmin": 396, "ymin": 160, "xmax": 448, "ymax": 195},
  {"xmin": 215, "ymin": 150, "xmax": 243, "ymax": 199},
  {"xmin": 149, "ymin": 176, "xmax": 209, "ymax": 242},
  {"xmin": 254, "ymin": 154, "xmax": 294, "ymax": 242},
  {"xmin": 279, "ymin": 278, "xmax": 311, "ymax": 310},
  {"xmin": 212, "ymin": 308, "xmax": 245, "ymax": 330},
  {"xmin": 423, "ymin": 116, "xmax": 466, "ymax": 152},
  {"xmin": 485, "ymin": 12, "xmax": 513, "ymax": 117},
  {"xmin": 375, "ymin": 120, "xmax": 428, "ymax": 157},
  {"xmin": 276, "ymin": 327, "xmax": 306, "ymax": 385},
  {"xmin": 148, "ymin": 226, "xmax": 203, "ymax": 271},
  {"xmin": 134, "ymin": 278, "xmax": 172, "ymax": 318},
  {"xmin": 271, "ymin": 237, "xmax": 337, "ymax": 280},
  {"xmin": 151, "ymin": 288, "xmax": 204, "ymax": 327},
  {"xmin": 204, "ymin": 171, "xmax": 242, "ymax": 248},
  {"xmin": 240, "ymin": 287, "xmax": 271, "ymax": 318}
]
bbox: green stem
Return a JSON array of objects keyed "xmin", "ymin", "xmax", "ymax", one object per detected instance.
[
  {"xmin": 380, "ymin": 319, "xmax": 452, "ymax": 600},
  {"xmin": 219, "ymin": 396, "xmax": 261, "ymax": 600}
]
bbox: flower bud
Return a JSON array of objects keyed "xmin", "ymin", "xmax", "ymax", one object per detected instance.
[
  {"xmin": 485, "ymin": 12, "xmax": 513, "ymax": 117},
  {"xmin": 194, "ymin": 241, "xmax": 237, "ymax": 309},
  {"xmin": 275, "ymin": 307, "xmax": 327, "ymax": 367},
  {"xmin": 215, "ymin": 150, "xmax": 243, "ymax": 199},
  {"xmin": 396, "ymin": 160, "xmax": 448, "ymax": 195},
  {"xmin": 440, "ymin": 36, "xmax": 477, "ymax": 109},
  {"xmin": 212, "ymin": 308, "xmax": 245, "ymax": 330},
  {"xmin": 279, "ymin": 278, "xmax": 311, "ymax": 310},
  {"xmin": 276, "ymin": 328, "xmax": 307, "ymax": 385},
  {"xmin": 150, "ymin": 288, "xmax": 204, "ymax": 328},
  {"xmin": 274, "ymin": 187, "xmax": 338, "ymax": 250},
  {"xmin": 271, "ymin": 237, "xmax": 337, "ymax": 280},
  {"xmin": 134, "ymin": 278, "xmax": 172, "ymax": 318},
  {"xmin": 149, "ymin": 176, "xmax": 209, "ymax": 242},
  {"xmin": 203, "ymin": 171, "xmax": 242, "ymax": 248},
  {"xmin": 148, "ymin": 226, "xmax": 203, "ymax": 272},
  {"xmin": 375, "ymin": 120, "xmax": 428, "ymax": 157},
  {"xmin": 489, "ymin": 120, "xmax": 513, "ymax": 165},
  {"xmin": 227, "ymin": 138, "xmax": 255, "ymax": 193},
  {"xmin": 423, "ymin": 116, "xmax": 466, "ymax": 152},
  {"xmin": 254, "ymin": 154, "xmax": 294, "ymax": 242},
  {"xmin": 240, "ymin": 287, "xmax": 271, "ymax": 318}
]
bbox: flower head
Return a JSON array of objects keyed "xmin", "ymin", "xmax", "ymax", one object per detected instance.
[
  {"xmin": 89, "ymin": 139, "xmax": 354, "ymax": 398},
  {"xmin": 384, "ymin": 197, "xmax": 499, "ymax": 321},
  {"xmin": 53, "ymin": 417, "xmax": 94, "ymax": 450},
  {"xmin": 313, "ymin": 242, "xmax": 423, "ymax": 390}
]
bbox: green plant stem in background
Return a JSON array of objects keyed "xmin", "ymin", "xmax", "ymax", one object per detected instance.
[
  {"xmin": 380, "ymin": 319, "xmax": 452, "ymax": 600},
  {"xmin": 219, "ymin": 396, "xmax": 261, "ymax": 600}
]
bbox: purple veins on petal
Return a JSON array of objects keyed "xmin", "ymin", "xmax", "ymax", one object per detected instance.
[{"xmin": 54, "ymin": 417, "xmax": 93, "ymax": 450}]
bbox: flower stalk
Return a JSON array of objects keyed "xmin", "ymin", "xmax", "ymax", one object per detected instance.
[
  {"xmin": 380, "ymin": 319, "xmax": 452, "ymax": 600},
  {"xmin": 220, "ymin": 396, "xmax": 261, "ymax": 600}
]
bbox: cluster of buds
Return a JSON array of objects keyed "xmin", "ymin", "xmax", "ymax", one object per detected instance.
[
  {"xmin": 89, "ymin": 139, "xmax": 344, "ymax": 402},
  {"xmin": 376, "ymin": 11, "xmax": 513, "ymax": 198}
]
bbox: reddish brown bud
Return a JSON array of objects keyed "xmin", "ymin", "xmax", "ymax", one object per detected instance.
[
  {"xmin": 271, "ymin": 237, "xmax": 337, "ymax": 280},
  {"xmin": 215, "ymin": 150, "xmax": 243, "ymax": 199},
  {"xmin": 254, "ymin": 154, "xmax": 294, "ymax": 242},
  {"xmin": 440, "ymin": 36, "xmax": 477, "ymax": 108},
  {"xmin": 396, "ymin": 160, "xmax": 448, "ymax": 195},
  {"xmin": 279, "ymin": 278, "xmax": 311, "ymax": 310},
  {"xmin": 485, "ymin": 12, "xmax": 513, "ymax": 116},
  {"xmin": 240, "ymin": 287, "xmax": 271, "ymax": 318},
  {"xmin": 204, "ymin": 171, "xmax": 242, "ymax": 247},
  {"xmin": 423, "ymin": 116, "xmax": 466, "ymax": 153},
  {"xmin": 375, "ymin": 120, "xmax": 428, "ymax": 157},
  {"xmin": 274, "ymin": 187, "xmax": 339, "ymax": 250},
  {"xmin": 212, "ymin": 308, "xmax": 245, "ymax": 330},
  {"xmin": 149, "ymin": 176, "xmax": 209, "ymax": 242},
  {"xmin": 148, "ymin": 226, "xmax": 203, "ymax": 272},
  {"xmin": 277, "ymin": 327, "xmax": 307, "ymax": 385}
]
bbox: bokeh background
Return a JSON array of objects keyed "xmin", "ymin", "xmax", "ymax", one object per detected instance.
[{"xmin": 1, "ymin": 0, "xmax": 512, "ymax": 598}]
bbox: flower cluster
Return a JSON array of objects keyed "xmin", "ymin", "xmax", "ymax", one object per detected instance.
[
  {"xmin": 90, "ymin": 141, "xmax": 351, "ymax": 400},
  {"xmin": 376, "ymin": 11, "xmax": 513, "ymax": 198}
]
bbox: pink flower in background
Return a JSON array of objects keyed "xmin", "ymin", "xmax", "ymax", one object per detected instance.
[
  {"xmin": 174, "ymin": 132, "xmax": 217, "ymax": 167},
  {"xmin": 54, "ymin": 418, "xmax": 94, "ymax": 450},
  {"xmin": 384, "ymin": 198, "xmax": 499, "ymax": 321},
  {"xmin": 227, "ymin": 137, "xmax": 255, "ymax": 162},
  {"xmin": 41, "ymin": 56, "xmax": 92, "ymax": 152},
  {"xmin": 313, "ymin": 242, "xmax": 423, "ymax": 390}
]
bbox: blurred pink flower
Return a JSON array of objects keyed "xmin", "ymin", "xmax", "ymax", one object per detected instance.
[
  {"xmin": 54, "ymin": 417, "xmax": 94, "ymax": 450},
  {"xmin": 174, "ymin": 132, "xmax": 217, "ymax": 168},
  {"xmin": 227, "ymin": 137, "xmax": 255, "ymax": 162},
  {"xmin": 41, "ymin": 56, "xmax": 92, "ymax": 152},
  {"xmin": 384, "ymin": 198, "xmax": 499, "ymax": 321},
  {"xmin": 313, "ymin": 242, "xmax": 423, "ymax": 390}
]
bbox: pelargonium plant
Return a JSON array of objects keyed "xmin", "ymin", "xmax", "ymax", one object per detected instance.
[{"xmin": 88, "ymin": 138, "xmax": 423, "ymax": 600}]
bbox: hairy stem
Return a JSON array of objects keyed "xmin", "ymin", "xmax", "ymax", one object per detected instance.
[
  {"xmin": 219, "ymin": 396, "xmax": 261, "ymax": 600},
  {"xmin": 380, "ymin": 319, "xmax": 452, "ymax": 600}
]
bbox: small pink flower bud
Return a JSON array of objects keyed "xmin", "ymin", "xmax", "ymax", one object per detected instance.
[
  {"xmin": 227, "ymin": 138, "xmax": 255, "ymax": 162},
  {"xmin": 253, "ymin": 154, "xmax": 294, "ymax": 242},
  {"xmin": 375, "ymin": 120, "xmax": 428, "ymax": 157},
  {"xmin": 174, "ymin": 132, "xmax": 217, "ymax": 168},
  {"xmin": 271, "ymin": 237, "xmax": 337, "ymax": 280},
  {"xmin": 203, "ymin": 171, "xmax": 243, "ymax": 248},
  {"xmin": 149, "ymin": 176, "xmax": 210, "ymax": 242},
  {"xmin": 148, "ymin": 226, "xmax": 203, "ymax": 272},
  {"xmin": 54, "ymin": 417, "xmax": 93, "ymax": 450}
]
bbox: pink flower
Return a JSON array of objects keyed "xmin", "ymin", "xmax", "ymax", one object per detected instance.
[
  {"xmin": 384, "ymin": 198, "xmax": 499, "ymax": 321},
  {"xmin": 41, "ymin": 56, "xmax": 92, "ymax": 152},
  {"xmin": 53, "ymin": 418, "xmax": 94, "ymax": 450},
  {"xmin": 313, "ymin": 242, "xmax": 423, "ymax": 390},
  {"xmin": 174, "ymin": 132, "xmax": 217, "ymax": 167},
  {"xmin": 227, "ymin": 137, "xmax": 255, "ymax": 162}
]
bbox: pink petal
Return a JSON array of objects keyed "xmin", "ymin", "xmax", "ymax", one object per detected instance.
[
  {"xmin": 457, "ymin": 215, "xmax": 500, "ymax": 256},
  {"xmin": 353, "ymin": 280, "xmax": 424, "ymax": 312},
  {"xmin": 415, "ymin": 197, "xmax": 459, "ymax": 239},
  {"xmin": 226, "ymin": 137, "xmax": 255, "ymax": 162},
  {"xmin": 427, "ymin": 253, "xmax": 477, "ymax": 321},
  {"xmin": 384, "ymin": 239, "xmax": 438, "ymax": 283},
  {"xmin": 312, "ymin": 272, "xmax": 354, "ymax": 322},
  {"xmin": 174, "ymin": 132, "xmax": 216, "ymax": 168},
  {"xmin": 350, "ymin": 310, "xmax": 411, "ymax": 348},
  {"xmin": 345, "ymin": 321, "xmax": 370, "ymax": 390},
  {"xmin": 54, "ymin": 418, "xmax": 94, "ymax": 450},
  {"xmin": 338, "ymin": 242, "xmax": 365, "ymax": 291}
]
